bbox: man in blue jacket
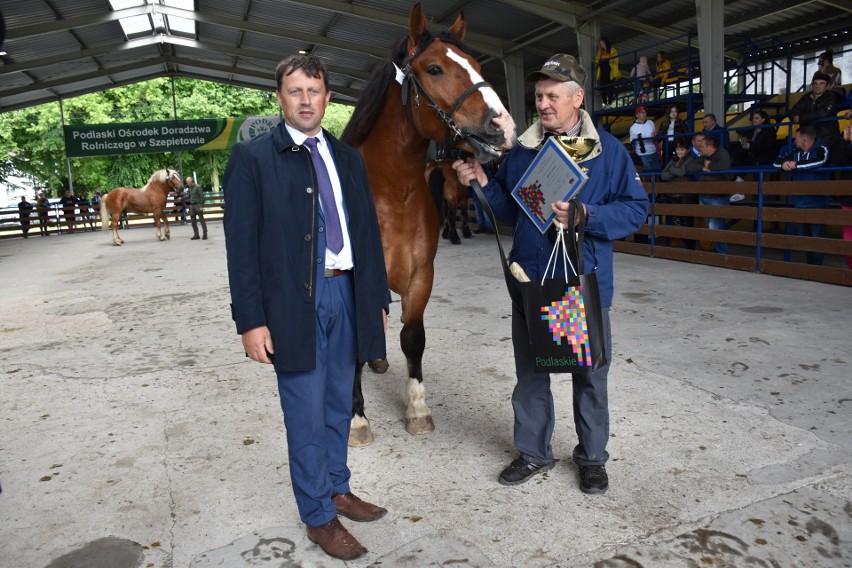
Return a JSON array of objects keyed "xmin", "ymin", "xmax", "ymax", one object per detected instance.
[
  {"xmin": 773, "ymin": 125, "xmax": 830, "ymax": 265},
  {"xmin": 223, "ymin": 54, "xmax": 389, "ymax": 561},
  {"xmin": 454, "ymin": 54, "xmax": 648, "ymax": 494}
]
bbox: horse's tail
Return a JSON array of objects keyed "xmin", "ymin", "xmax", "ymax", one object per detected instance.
[
  {"xmin": 426, "ymin": 166, "xmax": 445, "ymax": 218},
  {"xmin": 100, "ymin": 194, "xmax": 110, "ymax": 230}
]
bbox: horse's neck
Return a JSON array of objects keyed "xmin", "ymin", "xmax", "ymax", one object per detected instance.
[{"xmin": 362, "ymin": 84, "xmax": 431, "ymax": 165}]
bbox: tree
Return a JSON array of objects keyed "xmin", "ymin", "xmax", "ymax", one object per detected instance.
[{"xmin": 0, "ymin": 78, "xmax": 354, "ymax": 196}]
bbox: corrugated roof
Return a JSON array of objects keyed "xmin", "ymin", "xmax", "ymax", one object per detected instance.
[{"xmin": 0, "ymin": 0, "xmax": 848, "ymax": 114}]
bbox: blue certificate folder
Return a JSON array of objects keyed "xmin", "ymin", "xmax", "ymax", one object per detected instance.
[{"xmin": 511, "ymin": 137, "xmax": 588, "ymax": 233}]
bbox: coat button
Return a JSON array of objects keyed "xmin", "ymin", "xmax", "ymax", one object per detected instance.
[
  {"xmin": 319, "ymin": 226, "xmax": 325, "ymax": 233},
  {"xmin": 303, "ymin": 282, "xmax": 310, "ymax": 290},
  {"xmin": 317, "ymin": 257, "xmax": 322, "ymax": 264},
  {"xmin": 306, "ymin": 187, "xmax": 313, "ymax": 194},
  {"xmin": 304, "ymin": 234, "xmax": 311, "ymax": 241}
]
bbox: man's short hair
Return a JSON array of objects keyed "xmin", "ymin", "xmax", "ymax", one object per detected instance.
[
  {"xmin": 751, "ymin": 109, "xmax": 768, "ymax": 121},
  {"xmin": 704, "ymin": 113, "xmax": 717, "ymax": 122},
  {"xmin": 275, "ymin": 55, "xmax": 329, "ymax": 92},
  {"xmin": 692, "ymin": 132, "xmax": 706, "ymax": 142},
  {"xmin": 703, "ymin": 136, "xmax": 719, "ymax": 149},
  {"xmin": 797, "ymin": 125, "xmax": 816, "ymax": 139}
]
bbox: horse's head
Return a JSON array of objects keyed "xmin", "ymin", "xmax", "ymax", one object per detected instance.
[
  {"xmin": 165, "ymin": 169, "xmax": 184, "ymax": 190},
  {"xmin": 401, "ymin": 4, "xmax": 515, "ymax": 162}
]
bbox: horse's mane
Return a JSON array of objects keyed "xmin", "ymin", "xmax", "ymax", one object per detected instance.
[
  {"xmin": 146, "ymin": 169, "xmax": 171, "ymax": 187},
  {"xmin": 340, "ymin": 29, "xmax": 466, "ymax": 147}
]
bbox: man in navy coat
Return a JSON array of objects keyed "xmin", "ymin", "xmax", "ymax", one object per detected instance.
[{"xmin": 223, "ymin": 54, "xmax": 389, "ymax": 561}]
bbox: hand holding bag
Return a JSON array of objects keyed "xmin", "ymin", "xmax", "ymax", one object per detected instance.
[
  {"xmin": 468, "ymin": 184, "xmax": 607, "ymax": 374},
  {"xmin": 518, "ymin": 200, "xmax": 607, "ymax": 373}
]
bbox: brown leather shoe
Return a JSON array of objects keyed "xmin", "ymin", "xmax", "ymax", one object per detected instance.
[
  {"xmin": 332, "ymin": 492, "xmax": 388, "ymax": 522},
  {"xmin": 306, "ymin": 518, "xmax": 367, "ymax": 560}
]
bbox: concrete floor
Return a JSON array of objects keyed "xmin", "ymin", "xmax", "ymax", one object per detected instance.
[{"xmin": 0, "ymin": 222, "xmax": 849, "ymax": 567}]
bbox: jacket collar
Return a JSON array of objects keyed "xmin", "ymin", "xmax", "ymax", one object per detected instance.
[{"xmin": 517, "ymin": 109, "xmax": 603, "ymax": 162}]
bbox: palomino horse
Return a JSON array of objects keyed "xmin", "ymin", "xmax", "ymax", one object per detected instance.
[
  {"xmin": 426, "ymin": 159, "xmax": 472, "ymax": 244},
  {"xmin": 100, "ymin": 169, "xmax": 184, "ymax": 246},
  {"xmin": 341, "ymin": 3, "xmax": 515, "ymax": 445}
]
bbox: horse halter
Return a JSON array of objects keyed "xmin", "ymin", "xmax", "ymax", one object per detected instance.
[{"xmin": 399, "ymin": 43, "xmax": 491, "ymax": 151}]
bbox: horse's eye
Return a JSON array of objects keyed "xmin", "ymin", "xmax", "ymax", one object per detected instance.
[{"xmin": 427, "ymin": 65, "xmax": 442, "ymax": 76}]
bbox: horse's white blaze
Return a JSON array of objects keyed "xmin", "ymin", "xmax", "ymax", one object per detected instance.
[
  {"xmin": 444, "ymin": 48, "xmax": 508, "ymax": 116},
  {"xmin": 404, "ymin": 378, "xmax": 431, "ymax": 420}
]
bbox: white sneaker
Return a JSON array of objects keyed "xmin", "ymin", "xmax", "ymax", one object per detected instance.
[{"xmin": 729, "ymin": 193, "xmax": 745, "ymax": 203}]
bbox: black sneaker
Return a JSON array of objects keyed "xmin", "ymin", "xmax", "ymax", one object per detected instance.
[
  {"xmin": 498, "ymin": 457, "xmax": 554, "ymax": 486},
  {"xmin": 578, "ymin": 465, "xmax": 608, "ymax": 494}
]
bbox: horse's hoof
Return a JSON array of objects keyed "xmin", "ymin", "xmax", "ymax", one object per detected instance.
[
  {"xmin": 450, "ymin": 234, "xmax": 461, "ymax": 245},
  {"xmin": 348, "ymin": 425, "xmax": 374, "ymax": 447},
  {"xmin": 405, "ymin": 415, "xmax": 435, "ymax": 435},
  {"xmin": 113, "ymin": 242, "xmax": 122, "ymax": 246},
  {"xmin": 166, "ymin": 234, "xmax": 171, "ymax": 240},
  {"xmin": 462, "ymin": 228, "xmax": 472, "ymax": 238},
  {"xmin": 367, "ymin": 358, "xmax": 389, "ymax": 374}
]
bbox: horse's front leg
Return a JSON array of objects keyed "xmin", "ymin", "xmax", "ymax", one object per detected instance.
[
  {"xmin": 154, "ymin": 210, "xmax": 166, "ymax": 241},
  {"xmin": 448, "ymin": 205, "xmax": 461, "ymax": 245},
  {"xmin": 160, "ymin": 210, "xmax": 171, "ymax": 240},
  {"xmin": 349, "ymin": 363, "xmax": 373, "ymax": 447},
  {"xmin": 399, "ymin": 277, "xmax": 435, "ymax": 435}
]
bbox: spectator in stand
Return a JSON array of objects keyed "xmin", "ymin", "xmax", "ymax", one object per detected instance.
[
  {"xmin": 91, "ymin": 191, "xmax": 101, "ymax": 221},
  {"xmin": 17, "ymin": 195, "xmax": 33, "ymax": 238},
  {"xmin": 36, "ymin": 192, "xmax": 50, "ymax": 236},
  {"xmin": 661, "ymin": 140, "xmax": 692, "ymax": 183},
  {"xmin": 595, "ymin": 37, "xmax": 621, "ymax": 107},
  {"xmin": 660, "ymin": 139, "xmax": 696, "ymax": 248},
  {"xmin": 59, "ymin": 189, "xmax": 77, "ymax": 233},
  {"xmin": 688, "ymin": 132, "xmax": 706, "ymax": 162},
  {"xmin": 650, "ymin": 51, "xmax": 671, "ymax": 98},
  {"xmin": 629, "ymin": 55, "xmax": 652, "ymax": 101},
  {"xmin": 77, "ymin": 193, "xmax": 94, "ymax": 230},
  {"xmin": 773, "ymin": 125, "xmax": 830, "ymax": 266},
  {"xmin": 702, "ymin": 113, "xmax": 730, "ymax": 150},
  {"xmin": 660, "ymin": 104, "xmax": 689, "ymax": 160},
  {"xmin": 842, "ymin": 124, "xmax": 852, "ymax": 269},
  {"xmin": 630, "ymin": 106, "xmax": 661, "ymax": 171},
  {"xmin": 689, "ymin": 136, "xmax": 732, "ymax": 255},
  {"xmin": 733, "ymin": 109, "xmax": 778, "ymax": 166},
  {"xmin": 789, "ymin": 71, "xmax": 842, "ymax": 165},
  {"xmin": 817, "ymin": 49, "xmax": 842, "ymax": 92}
]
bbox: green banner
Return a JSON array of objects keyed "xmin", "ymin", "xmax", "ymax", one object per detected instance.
[{"xmin": 63, "ymin": 116, "xmax": 280, "ymax": 157}]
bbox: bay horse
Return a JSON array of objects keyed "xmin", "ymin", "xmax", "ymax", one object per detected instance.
[
  {"xmin": 341, "ymin": 3, "xmax": 515, "ymax": 445},
  {"xmin": 100, "ymin": 168, "xmax": 184, "ymax": 246},
  {"xmin": 426, "ymin": 159, "xmax": 472, "ymax": 245}
]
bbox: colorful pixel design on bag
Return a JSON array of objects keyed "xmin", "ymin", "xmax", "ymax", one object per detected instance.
[
  {"xmin": 540, "ymin": 286, "xmax": 592, "ymax": 366},
  {"xmin": 516, "ymin": 180, "xmax": 546, "ymax": 225}
]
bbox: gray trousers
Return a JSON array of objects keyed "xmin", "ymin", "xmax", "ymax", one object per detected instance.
[
  {"xmin": 190, "ymin": 203, "xmax": 207, "ymax": 236},
  {"xmin": 511, "ymin": 304, "xmax": 612, "ymax": 467}
]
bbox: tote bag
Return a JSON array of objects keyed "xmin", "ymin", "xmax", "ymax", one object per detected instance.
[
  {"xmin": 469, "ymin": 182, "xmax": 606, "ymax": 374},
  {"xmin": 517, "ymin": 212, "xmax": 606, "ymax": 374}
]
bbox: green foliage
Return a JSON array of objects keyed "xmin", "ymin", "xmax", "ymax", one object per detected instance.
[{"xmin": 0, "ymin": 78, "xmax": 353, "ymax": 196}]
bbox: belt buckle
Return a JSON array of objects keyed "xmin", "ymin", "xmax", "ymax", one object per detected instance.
[{"xmin": 324, "ymin": 267, "xmax": 334, "ymax": 277}]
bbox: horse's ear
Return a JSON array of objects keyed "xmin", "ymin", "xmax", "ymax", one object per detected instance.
[
  {"xmin": 407, "ymin": 3, "xmax": 427, "ymax": 53},
  {"xmin": 448, "ymin": 11, "xmax": 466, "ymax": 42}
]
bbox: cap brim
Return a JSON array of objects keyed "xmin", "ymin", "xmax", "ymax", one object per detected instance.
[{"xmin": 527, "ymin": 70, "xmax": 572, "ymax": 83}]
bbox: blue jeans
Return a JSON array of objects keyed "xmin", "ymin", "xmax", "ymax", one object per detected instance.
[
  {"xmin": 795, "ymin": 220, "xmax": 825, "ymax": 265},
  {"xmin": 511, "ymin": 304, "xmax": 612, "ymax": 467},
  {"xmin": 699, "ymin": 195, "xmax": 729, "ymax": 254}
]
